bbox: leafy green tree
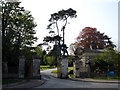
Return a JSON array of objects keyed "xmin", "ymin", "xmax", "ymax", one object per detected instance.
[
  {"xmin": 93, "ymin": 47, "xmax": 120, "ymax": 76},
  {"xmin": 93, "ymin": 55, "xmax": 108, "ymax": 73},
  {"xmin": 1, "ymin": 1, "xmax": 37, "ymax": 63},
  {"xmin": 35, "ymin": 46, "xmax": 43, "ymax": 56},
  {"xmin": 45, "ymin": 50, "xmax": 57, "ymax": 66},
  {"xmin": 103, "ymin": 48, "xmax": 120, "ymax": 75},
  {"xmin": 43, "ymin": 54, "xmax": 48, "ymax": 65},
  {"xmin": 41, "ymin": 50, "xmax": 47, "ymax": 65},
  {"xmin": 35, "ymin": 47, "xmax": 47, "ymax": 65},
  {"xmin": 22, "ymin": 46, "xmax": 33, "ymax": 78},
  {"xmin": 46, "ymin": 56, "xmax": 57, "ymax": 66}
]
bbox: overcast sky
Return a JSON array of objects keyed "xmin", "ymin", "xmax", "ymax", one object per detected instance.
[{"xmin": 20, "ymin": 0, "xmax": 119, "ymax": 49}]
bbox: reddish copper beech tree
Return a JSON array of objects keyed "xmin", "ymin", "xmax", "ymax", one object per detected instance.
[{"xmin": 76, "ymin": 27, "xmax": 115, "ymax": 49}]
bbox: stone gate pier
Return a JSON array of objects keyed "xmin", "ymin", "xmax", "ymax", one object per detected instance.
[
  {"xmin": 32, "ymin": 55, "xmax": 41, "ymax": 79},
  {"xmin": 57, "ymin": 57, "xmax": 68, "ymax": 78},
  {"xmin": 19, "ymin": 55, "xmax": 25, "ymax": 78},
  {"xmin": 73, "ymin": 56, "xmax": 81, "ymax": 78},
  {"xmin": 74, "ymin": 47, "xmax": 104, "ymax": 78}
]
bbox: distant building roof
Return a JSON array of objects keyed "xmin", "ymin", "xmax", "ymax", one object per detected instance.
[{"xmin": 74, "ymin": 47, "xmax": 104, "ymax": 55}]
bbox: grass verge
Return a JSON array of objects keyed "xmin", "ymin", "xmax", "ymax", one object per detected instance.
[
  {"xmin": 51, "ymin": 70, "xmax": 57, "ymax": 73},
  {"xmin": 51, "ymin": 67, "xmax": 120, "ymax": 80},
  {"xmin": 68, "ymin": 75, "xmax": 120, "ymax": 80},
  {"xmin": 40, "ymin": 65, "xmax": 56, "ymax": 71},
  {"xmin": 92, "ymin": 77, "xmax": 120, "ymax": 80},
  {"xmin": 69, "ymin": 74, "xmax": 75, "ymax": 78},
  {"xmin": 51, "ymin": 67, "xmax": 73, "ymax": 73}
]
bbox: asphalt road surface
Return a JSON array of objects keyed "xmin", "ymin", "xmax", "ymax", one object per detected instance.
[{"xmin": 35, "ymin": 68, "xmax": 119, "ymax": 88}]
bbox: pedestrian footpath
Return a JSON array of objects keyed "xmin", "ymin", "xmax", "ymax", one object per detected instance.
[
  {"xmin": 68, "ymin": 77, "xmax": 119, "ymax": 83},
  {"xmin": 2, "ymin": 73, "xmax": 119, "ymax": 89},
  {"xmin": 51, "ymin": 73, "xmax": 119, "ymax": 83},
  {"xmin": 3, "ymin": 79, "xmax": 45, "ymax": 88}
]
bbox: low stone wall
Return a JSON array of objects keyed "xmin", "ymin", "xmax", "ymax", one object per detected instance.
[
  {"xmin": 2, "ymin": 74, "xmax": 19, "ymax": 79},
  {"xmin": 3, "ymin": 55, "xmax": 41, "ymax": 79}
]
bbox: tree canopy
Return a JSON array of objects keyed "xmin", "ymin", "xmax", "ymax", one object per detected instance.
[
  {"xmin": 1, "ymin": 1, "xmax": 37, "ymax": 62},
  {"xmin": 47, "ymin": 8, "xmax": 77, "ymax": 36},
  {"xmin": 76, "ymin": 27, "xmax": 115, "ymax": 49},
  {"xmin": 93, "ymin": 47, "xmax": 120, "ymax": 75},
  {"xmin": 44, "ymin": 8, "xmax": 77, "ymax": 57}
]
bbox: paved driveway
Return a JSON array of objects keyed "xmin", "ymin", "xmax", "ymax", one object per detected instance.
[{"xmin": 35, "ymin": 68, "xmax": 119, "ymax": 88}]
